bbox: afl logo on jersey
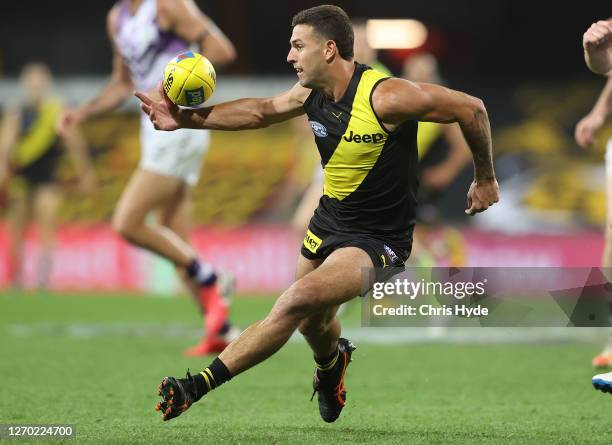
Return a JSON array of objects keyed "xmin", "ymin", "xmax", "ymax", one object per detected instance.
[{"xmin": 309, "ymin": 121, "xmax": 328, "ymax": 138}]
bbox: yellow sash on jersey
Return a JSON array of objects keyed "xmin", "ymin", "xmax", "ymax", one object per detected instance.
[
  {"xmin": 324, "ymin": 69, "xmax": 390, "ymax": 200},
  {"xmin": 12, "ymin": 99, "xmax": 62, "ymax": 168},
  {"xmin": 417, "ymin": 121, "xmax": 443, "ymax": 159}
]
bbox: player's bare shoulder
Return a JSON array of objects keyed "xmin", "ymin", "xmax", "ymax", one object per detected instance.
[
  {"xmin": 371, "ymin": 77, "xmax": 425, "ymax": 129},
  {"xmin": 156, "ymin": 0, "xmax": 197, "ymax": 29},
  {"xmin": 106, "ymin": 3, "xmax": 121, "ymax": 36},
  {"xmin": 155, "ymin": 0, "xmax": 178, "ymax": 29}
]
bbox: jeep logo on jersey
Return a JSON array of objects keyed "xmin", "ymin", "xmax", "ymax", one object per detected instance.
[
  {"xmin": 309, "ymin": 121, "xmax": 328, "ymax": 138},
  {"xmin": 343, "ymin": 130, "xmax": 384, "ymax": 144}
]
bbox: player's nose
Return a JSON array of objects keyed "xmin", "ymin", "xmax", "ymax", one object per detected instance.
[{"xmin": 287, "ymin": 49, "xmax": 296, "ymax": 64}]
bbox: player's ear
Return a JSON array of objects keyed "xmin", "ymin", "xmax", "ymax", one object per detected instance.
[{"xmin": 324, "ymin": 40, "xmax": 337, "ymax": 62}]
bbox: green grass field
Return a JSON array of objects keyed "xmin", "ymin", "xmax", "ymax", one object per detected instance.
[{"xmin": 1, "ymin": 292, "xmax": 612, "ymax": 444}]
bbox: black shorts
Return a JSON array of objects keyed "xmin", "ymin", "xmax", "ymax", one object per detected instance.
[
  {"xmin": 16, "ymin": 148, "xmax": 62, "ymax": 186},
  {"xmin": 300, "ymin": 219, "xmax": 411, "ymax": 269}
]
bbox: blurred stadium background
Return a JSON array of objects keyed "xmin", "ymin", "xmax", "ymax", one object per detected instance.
[
  {"xmin": 1, "ymin": 1, "xmax": 611, "ymax": 293},
  {"xmin": 2, "ymin": 1, "xmax": 612, "ymax": 443}
]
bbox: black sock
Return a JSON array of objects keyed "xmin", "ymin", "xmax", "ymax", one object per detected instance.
[
  {"xmin": 186, "ymin": 259, "xmax": 217, "ymax": 286},
  {"xmin": 608, "ymin": 301, "xmax": 612, "ymax": 327},
  {"xmin": 192, "ymin": 357, "xmax": 232, "ymax": 401},
  {"xmin": 218, "ymin": 321, "xmax": 232, "ymax": 336},
  {"xmin": 314, "ymin": 345, "xmax": 340, "ymax": 374}
]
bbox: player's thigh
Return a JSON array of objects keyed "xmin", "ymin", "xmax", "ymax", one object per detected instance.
[
  {"xmin": 7, "ymin": 184, "xmax": 31, "ymax": 240},
  {"xmin": 113, "ymin": 169, "xmax": 186, "ymax": 227},
  {"xmin": 271, "ymin": 247, "xmax": 374, "ymax": 320},
  {"xmin": 157, "ymin": 183, "xmax": 192, "ymax": 240},
  {"xmin": 32, "ymin": 184, "xmax": 62, "ymax": 226}
]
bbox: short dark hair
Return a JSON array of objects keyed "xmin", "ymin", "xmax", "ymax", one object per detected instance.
[{"xmin": 291, "ymin": 5, "xmax": 354, "ymax": 60}]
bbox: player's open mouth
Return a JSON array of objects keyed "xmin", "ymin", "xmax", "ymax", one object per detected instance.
[{"xmin": 295, "ymin": 67, "xmax": 304, "ymax": 75}]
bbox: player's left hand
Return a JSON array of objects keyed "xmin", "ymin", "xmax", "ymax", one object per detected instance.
[
  {"xmin": 134, "ymin": 82, "xmax": 183, "ymax": 131},
  {"xmin": 465, "ymin": 178, "xmax": 499, "ymax": 216},
  {"xmin": 575, "ymin": 112, "xmax": 605, "ymax": 148},
  {"xmin": 583, "ymin": 20, "xmax": 612, "ymax": 52}
]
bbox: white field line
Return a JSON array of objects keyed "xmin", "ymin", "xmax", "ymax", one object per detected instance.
[{"xmin": 4, "ymin": 323, "xmax": 607, "ymax": 344}]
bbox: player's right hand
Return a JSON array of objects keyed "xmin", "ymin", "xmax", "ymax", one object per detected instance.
[
  {"xmin": 574, "ymin": 113, "xmax": 604, "ymax": 148},
  {"xmin": 465, "ymin": 178, "xmax": 500, "ymax": 216},
  {"xmin": 583, "ymin": 20, "xmax": 612, "ymax": 52},
  {"xmin": 134, "ymin": 82, "xmax": 182, "ymax": 131}
]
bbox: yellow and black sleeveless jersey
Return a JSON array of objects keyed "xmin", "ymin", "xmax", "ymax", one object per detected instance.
[
  {"xmin": 12, "ymin": 99, "xmax": 63, "ymax": 184},
  {"xmin": 303, "ymin": 63, "xmax": 418, "ymax": 247}
]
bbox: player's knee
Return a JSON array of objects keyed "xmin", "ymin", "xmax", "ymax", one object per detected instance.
[
  {"xmin": 281, "ymin": 279, "xmax": 324, "ymax": 320},
  {"xmin": 111, "ymin": 210, "xmax": 140, "ymax": 241}
]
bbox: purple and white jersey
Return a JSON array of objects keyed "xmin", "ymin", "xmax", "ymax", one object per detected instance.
[{"xmin": 114, "ymin": 0, "xmax": 192, "ymax": 92}]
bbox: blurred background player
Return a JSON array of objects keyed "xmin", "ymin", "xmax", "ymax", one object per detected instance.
[
  {"xmin": 291, "ymin": 20, "xmax": 391, "ymax": 234},
  {"xmin": 575, "ymin": 18, "xmax": 612, "ymax": 391},
  {"xmin": 58, "ymin": 0, "xmax": 238, "ymax": 356},
  {"xmin": 0, "ymin": 62, "xmax": 97, "ymax": 290},
  {"xmin": 403, "ymin": 52, "xmax": 472, "ymax": 268}
]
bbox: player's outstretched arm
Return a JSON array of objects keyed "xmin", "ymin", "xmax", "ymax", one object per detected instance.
[
  {"xmin": 0, "ymin": 109, "xmax": 20, "ymax": 187},
  {"xmin": 58, "ymin": 6, "xmax": 133, "ymax": 135},
  {"xmin": 158, "ymin": 0, "xmax": 236, "ymax": 67},
  {"xmin": 135, "ymin": 82, "xmax": 309, "ymax": 131},
  {"xmin": 583, "ymin": 20, "xmax": 612, "ymax": 75},
  {"xmin": 372, "ymin": 78, "xmax": 499, "ymax": 215}
]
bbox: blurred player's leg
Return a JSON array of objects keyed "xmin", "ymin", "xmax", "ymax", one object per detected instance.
[
  {"xmin": 593, "ymin": 142, "xmax": 612, "ymax": 368},
  {"xmin": 32, "ymin": 184, "xmax": 61, "ymax": 289},
  {"xmin": 7, "ymin": 184, "xmax": 30, "ymax": 289},
  {"xmin": 602, "ymin": 143, "xmax": 612, "ymax": 270},
  {"xmin": 112, "ymin": 169, "xmax": 228, "ymax": 352},
  {"xmin": 113, "ymin": 169, "xmax": 198, "ymax": 266},
  {"xmin": 593, "ymin": 371, "xmax": 612, "ymax": 394},
  {"xmin": 156, "ymin": 184, "xmax": 236, "ymax": 356}
]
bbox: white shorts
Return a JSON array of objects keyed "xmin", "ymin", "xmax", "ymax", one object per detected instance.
[{"xmin": 139, "ymin": 115, "xmax": 210, "ymax": 186}]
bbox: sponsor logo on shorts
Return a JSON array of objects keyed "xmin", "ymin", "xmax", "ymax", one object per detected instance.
[
  {"xmin": 380, "ymin": 254, "xmax": 388, "ymax": 268},
  {"xmin": 309, "ymin": 121, "xmax": 328, "ymax": 138},
  {"xmin": 384, "ymin": 244, "xmax": 399, "ymax": 265},
  {"xmin": 343, "ymin": 130, "xmax": 384, "ymax": 144},
  {"xmin": 303, "ymin": 229, "xmax": 323, "ymax": 254}
]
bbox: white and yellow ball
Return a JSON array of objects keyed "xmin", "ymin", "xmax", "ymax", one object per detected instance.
[{"xmin": 163, "ymin": 51, "xmax": 216, "ymax": 107}]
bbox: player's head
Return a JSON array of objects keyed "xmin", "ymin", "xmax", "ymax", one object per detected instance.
[
  {"xmin": 352, "ymin": 20, "xmax": 375, "ymax": 66},
  {"xmin": 288, "ymin": 5, "xmax": 354, "ymax": 88},
  {"xmin": 402, "ymin": 52, "xmax": 441, "ymax": 84},
  {"xmin": 20, "ymin": 62, "xmax": 52, "ymax": 104}
]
